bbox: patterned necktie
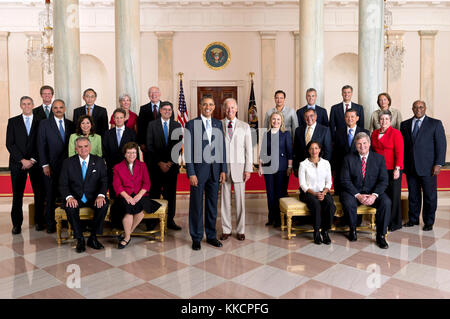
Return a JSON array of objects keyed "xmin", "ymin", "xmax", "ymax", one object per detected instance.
[
  {"xmin": 116, "ymin": 128, "xmax": 122, "ymax": 146},
  {"xmin": 44, "ymin": 105, "xmax": 50, "ymax": 118},
  {"xmin": 345, "ymin": 103, "xmax": 350, "ymax": 111},
  {"xmin": 412, "ymin": 119, "xmax": 421, "ymax": 142},
  {"xmin": 361, "ymin": 156, "xmax": 366, "ymax": 179},
  {"xmin": 228, "ymin": 121, "xmax": 233, "ymax": 140},
  {"xmin": 305, "ymin": 126, "xmax": 312, "ymax": 144},
  {"xmin": 25, "ymin": 116, "xmax": 31, "ymax": 136},
  {"xmin": 153, "ymin": 104, "xmax": 158, "ymax": 119},
  {"xmin": 163, "ymin": 121, "xmax": 169, "ymax": 145},
  {"xmin": 59, "ymin": 119, "xmax": 65, "ymax": 141},
  {"xmin": 87, "ymin": 106, "xmax": 92, "ymax": 117},
  {"xmin": 348, "ymin": 128, "xmax": 354, "ymax": 147},
  {"xmin": 81, "ymin": 160, "xmax": 87, "ymax": 203}
]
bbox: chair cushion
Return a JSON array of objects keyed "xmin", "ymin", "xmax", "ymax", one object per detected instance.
[{"xmin": 280, "ymin": 197, "xmax": 309, "ymax": 215}]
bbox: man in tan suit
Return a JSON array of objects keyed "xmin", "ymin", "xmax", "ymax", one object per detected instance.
[{"xmin": 220, "ymin": 98, "xmax": 253, "ymax": 241}]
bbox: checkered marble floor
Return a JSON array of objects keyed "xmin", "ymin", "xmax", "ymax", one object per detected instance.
[{"xmin": 0, "ymin": 193, "xmax": 450, "ymax": 299}]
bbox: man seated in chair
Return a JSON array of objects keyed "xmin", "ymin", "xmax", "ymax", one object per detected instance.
[
  {"xmin": 340, "ymin": 132, "xmax": 391, "ymax": 249},
  {"xmin": 59, "ymin": 136, "xmax": 109, "ymax": 253}
]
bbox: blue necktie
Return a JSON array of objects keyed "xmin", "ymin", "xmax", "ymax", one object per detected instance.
[
  {"xmin": 348, "ymin": 128, "xmax": 354, "ymax": 147},
  {"xmin": 25, "ymin": 116, "xmax": 31, "ymax": 136},
  {"xmin": 412, "ymin": 119, "xmax": 421, "ymax": 142},
  {"xmin": 59, "ymin": 119, "xmax": 65, "ymax": 141},
  {"xmin": 44, "ymin": 106, "xmax": 50, "ymax": 118},
  {"xmin": 163, "ymin": 121, "xmax": 169, "ymax": 145},
  {"xmin": 81, "ymin": 160, "xmax": 87, "ymax": 203},
  {"xmin": 117, "ymin": 128, "xmax": 122, "ymax": 146}
]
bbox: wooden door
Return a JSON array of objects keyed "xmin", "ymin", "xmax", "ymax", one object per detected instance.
[{"xmin": 197, "ymin": 86, "xmax": 237, "ymax": 120}]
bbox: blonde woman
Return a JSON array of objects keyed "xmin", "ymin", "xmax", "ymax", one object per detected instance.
[
  {"xmin": 369, "ymin": 92, "xmax": 402, "ymax": 131},
  {"xmin": 258, "ymin": 111, "xmax": 293, "ymax": 228}
]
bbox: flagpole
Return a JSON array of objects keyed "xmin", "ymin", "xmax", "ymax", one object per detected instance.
[{"xmin": 177, "ymin": 72, "xmax": 186, "ymax": 171}]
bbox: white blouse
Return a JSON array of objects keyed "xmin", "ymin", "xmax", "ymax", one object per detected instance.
[{"xmin": 298, "ymin": 158, "xmax": 332, "ymax": 193}]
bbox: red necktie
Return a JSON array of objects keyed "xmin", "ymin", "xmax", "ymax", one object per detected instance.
[
  {"xmin": 345, "ymin": 103, "xmax": 350, "ymax": 111},
  {"xmin": 361, "ymin": 156, "xmax": 366, "ymax": 179},
  {"xmin": 228, "ymin": 121, "xmax": 233, "ymax": 139},
  {"xmin": 153, "ymin": 104, "xmax": 158, "ymax": 119}
]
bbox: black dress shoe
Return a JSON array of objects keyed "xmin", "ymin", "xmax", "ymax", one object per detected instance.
[
  {"xmin": 87, "ymin": 236, "xmax": 104, "ymax": 250},
  {"xmin": 348, "ymin": 228, "xmax": 357, "ymax": 242},
  {"xmin": 118, "ymin": 238, "xmax": 131, "ymax": 249},
  {"xmin": 192, "ymin": 241, "xmax": 201, "ymax": 251},
  {"xmin": 273, "ymin": 222, "xmax": 281, "ymax": 228},
  {"xmin": 404, "ymin": 220, "xmax": 419, "ymax": 227},
  {"xmin": 423, "ymin": 224, "xmax": 434, "ymax": 231},
  {"xmin": 46, "ymin": 225, "xmax": 56, "ymax": 234},
  {"xmin": 35, "ymin": 224, "xmax": 45, "ymax": 231},
  {"xmin": 167, "ymin": 221, "xmax": 182, "ymax": 231},
  {"xmin": 376, "ymin": 234, "xmax": 389, "ymax": 249},
  {"xmin": 76, "ymin": 237, "xmax": 86, "ymax": 253},
  {"xmin": 388, "ymin": 225, "xmax": 402, "ymax": 232},
  {"xmin": 206, "ymin": 238, "xmax": 223, "ymax": 248},
  {"xmin": 313, "ymin": 230, "xmax": 322, "ymax": 245},
  {"xmin": 321, "ymin": 230, "xmax": 331, "ymax": 245},
  {"xmin": 11, "ymin": 226, "xmax": 21, "ymax": 235},
  {"xmin": 265, "ymin": 221, "xmax": 273, "ymax": 226}
]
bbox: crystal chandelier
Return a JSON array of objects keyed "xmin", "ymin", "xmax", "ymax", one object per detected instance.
[
  {"xmin": 27, "ymin": 0, "xmax": 54, "ymax": 74},
  {"xmin": 384, "ymin": 0, "xmax": 405, "ymax": 79}
]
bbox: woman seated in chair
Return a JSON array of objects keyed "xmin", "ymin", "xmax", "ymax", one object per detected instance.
[
  {"xmin": 298, "ymin": 141, "xmax": 336, "ymax": 245},
  {"xmin": 112, "ymin": 142, "xmax": 161, "ymax": 249}
]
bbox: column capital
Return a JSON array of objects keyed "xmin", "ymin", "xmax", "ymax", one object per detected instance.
[
  {"xmin": 0, "ymin": 31, "xmax": 10, "ymax": 39},
  {"xmin": 259, "ymin": 31, "xmax": 277, "ymax": 40},
  {"xmin": 25, "ymin": 32, "xmax": 42, "ymax": 40},
  {"xmin": 291, "ymin": 31, "xmax": 299, "ymax": 39},
  {"xmin": 418, "ymin": 30, "xmax": 438, "ymax": 38},
  {"xmin": 386, "ymin": 30, "xmax": 405, "ymax": 38},
  {"xmin": 155, "ymin": 31, "xmax": 174, "ymax": 40}
]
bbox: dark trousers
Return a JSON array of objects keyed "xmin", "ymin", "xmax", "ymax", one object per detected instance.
[
  {"xmin": 189, "ymin": 167, "xmax": 220, "ymax": 242},
  {"xmin": 299, "ymin": 192, "xmax": 336, "ymax": 231},
  {"xmin": 264, "ymin": 170, "xmax": 287, "ymax": 224},
  {"xmin": 340, "ymin": 191, "xmax": 391, "ymax": 235},
  {"xmin": 406, "ymin": 171, "xmax": 438, "ymax": 226},
  {"xmin": 64, "ymin": 198, "xmax": 109, "ymax": 239},
  {"xmin": 42, "ymin": 167, "xmax": 62, "ymax": 228},
  {"xmin": 386, "ymin": 169, "xmax": 403, "ymax": 230},
  {"xmin": 10, "ymin": 164, "xmax": 45, "ymax": 227},
  {"xmin": 149, "ymin": 165, "xmax": 178, "ymax": 222}
]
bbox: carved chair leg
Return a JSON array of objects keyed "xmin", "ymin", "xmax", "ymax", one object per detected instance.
[
  {"xmin": 56, "ymin": 217, "xmax": 62, "ymax": 245},
  {"xmin": 159, "ymin": 216, "xmax": 165, "ymax": 242},
  {"xmin": 280, "ymin": 211, "xmax": 286, "ymax": 231},
  {"xmin": 287, "ymin": 215, "xmax": 293, "ymax": 240}
]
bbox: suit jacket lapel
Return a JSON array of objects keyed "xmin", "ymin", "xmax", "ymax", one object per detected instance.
[
  {"xmin": 158, "ymin": 120, "xmax": 166, "ymax": 146},
  {"xmin": 50, "ymin": 118, "xmax": 64, "ymax": 144},
  {"xmin": 415, "ymin": 116, "xmax": 427, "ymax": 141},
  {"xmin": 85, "ymin": 157, "xmax": 96, "ymax": 184}
]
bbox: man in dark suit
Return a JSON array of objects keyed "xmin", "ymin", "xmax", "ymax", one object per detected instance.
[
  {"xmin": 331, "ymin": 108, "xmax": 370, "ymax": 195},
  {"xmin": 147, "ymin": 101, "xmax": 183, "ymax": 230},
  {"xmin": 6, "ymin": 96, "xmax": 45, "ymax": 234},
  {"xmin": 340, "ymin": 132, "xmax": 390, "ymax": 249},
  {"xmin": 38, "ymin": 99, "xmax": 74, "ymax": 233},
  {"xmin": 59, "ymin": 137, "xmax": 108, "ymax": 253},
  {"xmin": 102, "ymin": 108, "xmax": 137, "ymax": 228},
  {"xmin": 73, "ymin": 88, "xmax": 109, "ymax": 136},
  {"xmin": 33, "ymin": 85, "xmax": 54, "ymax": 121},
  {"xmin": 296, "ymin": 88, "xmax": 329, "ymax": 127},
  {"xmin": 329, "ymin": 85, "xmax": 365, "ymax": 137},
  {"xmin": 293, "ymin": 108, "xmax": 332, "ymax": 174},
  {"xmin": 401, "ymin": 100, "xmax": 447, "ymax": 231},
  {"xmin": 185, "ymin": 94, "xmax": 227, "ymax": 251}
]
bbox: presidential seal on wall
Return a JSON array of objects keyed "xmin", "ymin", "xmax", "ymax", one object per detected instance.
[{"xmin": 203, "ymin": 42, "xmax": 231, "ymax": 70}]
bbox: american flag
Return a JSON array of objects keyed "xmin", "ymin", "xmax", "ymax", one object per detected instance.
[{"xmin": 177, "ymin": 78, "xmax": 189, "ymax": 127}]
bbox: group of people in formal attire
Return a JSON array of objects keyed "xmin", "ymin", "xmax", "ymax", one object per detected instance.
[{"xmin": 6, "ymin": 83, "xmax": 446, "ymax": 253}]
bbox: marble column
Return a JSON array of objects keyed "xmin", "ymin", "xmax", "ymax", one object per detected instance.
[
  {"xmin": 0, "ymin": 31, "xmax": 10, "ymax": 167},
  {"xmin": 115, "ymin": 0, "xmax": 141, "ymax": 112},
  {"xmin": 386, "ymin": 31, "xmax": 405, "ymax": 111},
  {"xmin": 53, "ymin": 0, "xmax": 81, "ymax": 119},
  {"xmin": 358, "ymin": 0, "xmax": 384, "ymax": 128},
  {"xmin": 260, "ymin": 32, "xmax": 276, "ymax": 127},
  {"xmin": 419, "ymin": 30, "xmax": 438, "ymax": 117},
  {"xmin": 292, "ymin": 31, "xmax": 300, "ymax": 109},
  {"xmin": 25, "ymin": 32, "xmax": 44, "ymax": 104},
  {"xmin": 156, "ymin": 32, "xmax": 174, "ymax": 103},
  {"xmin": 299, "ymin": 0, "xmax": 324, "ymax": 107}
]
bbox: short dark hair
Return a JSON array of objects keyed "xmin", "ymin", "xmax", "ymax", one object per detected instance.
[
  {"xmin": 20, "ymin": 96, "xmax": 34, "ymax": 104},
  {"xmin": 83, "ymin": 88, "xmax": 97, "ymax": 97},
  {"xmin": 345, "ymin": 108, "xmax": 358, "ymax": 116},
  {"xmin": 122, "ymin": 142, "xmax": 139, "ymax": 155},
  {"xmin": 377, "ymin": 92, "xmax": 392, "ymax": 107},
  {"xmin": 160, "ymin": 101, "xmax": 173, "ymax": 111},
  {"xmin": 52, "ymin": 99, "xmax": 65, "ymax": 107},
  {"xmin": 304, "ymin": 108, "xmax": 317, "ymax": 116},
  {"xmin": 113, "ymin": 108, "xmax": 126, "ymax": 118},
  {"xmin": 76, "ymin": 115, "xmax": 96, "ymax": 136},
  {"xmin": 200, "ymin": 94, "xmax": 215, "ymax": 105},
  {"xmin": 306, "ymin": 140, "xmax": 323, "ymax": 158},
  {"xmin": 274, "ymin": 90, "xmax": 286, "ymax": 98},
  {"xmin": 306, "ymin": 88, "xmax": 317, "ymax": 94},
  {"xmin": 40, "ymin": 85, "xmax": 54, "ymax": 95},
  {"xmin": 342, "ymin": 85, "xmax": 353, "ymax": 92}
]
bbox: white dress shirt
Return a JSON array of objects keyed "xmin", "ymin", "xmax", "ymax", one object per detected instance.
[
  {"xmin": 304, "ymin": 122, "xmax": 317, "ymax": 140},
  {"xmin": 298, "ymin": 158, "xmax": 332, "ymax": 193},
  {"xmin": 54, "ymin": 116, "xmax": 65, "ymax": 130},
  {"xmin": 342, "ymin": 101, "xmax": 353, "ymax": 113},
  {"xmin": 412, "ymin": 115, "xmax": 426, "ymax": 134}
]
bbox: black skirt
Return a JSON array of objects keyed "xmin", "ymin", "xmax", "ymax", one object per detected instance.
[{"xmin": 118, "ymin": 194, "xmax": 162, "ymax": 216}]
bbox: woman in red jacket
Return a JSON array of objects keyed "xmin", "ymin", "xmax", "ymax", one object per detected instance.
[
  {"xmin": 113, "ymin": 142, "xmax": 161, "ymax": 249},
  {"xmin": 371, "ymin": 110, "xmax": 404, "ymax": 231}
]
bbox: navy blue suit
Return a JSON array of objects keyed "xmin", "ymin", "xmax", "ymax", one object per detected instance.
[
  {"xmin": 296, "ymin": 105, "xmax": 329, "ymax": 128},
  {"xmin": 329, "ymin": 102, "xmax": 365, "ymax": 137},
  {"xmin": 38, "ymin": 117, "xmax": 74, "ymax": 227},
  {"xmin": 340, "ymin": 151, "xmax": 390, "ymax": 234},
  {"xmin": 185, "ymin": 117, "xmax": 227, "ymax": 242},
  {"xmin": 400, "ymin": 116, "xmax": 447, "ymax": 225},
  {"xmin": 260, "ymin": 130, "xmax": 293, "ymax": 224},
  {"xmin": 293, "ymin": 123, "xmax": 332, "ymax": 170}
]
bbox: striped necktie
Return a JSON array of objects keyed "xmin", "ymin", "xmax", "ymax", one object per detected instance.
[{"xmin": 361, "ymin": 156, "xmax": 366, "ymax": 179}]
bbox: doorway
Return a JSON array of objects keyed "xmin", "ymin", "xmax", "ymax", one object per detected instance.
[{"xmin": 197, "ymin": 86, "xmax": 238, "ymax": 120}]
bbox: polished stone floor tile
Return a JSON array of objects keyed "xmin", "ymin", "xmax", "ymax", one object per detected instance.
[
  {"xmin": 0, "ymin": 269, "xmax": 62, "ymax": 299},
  {"xmin": 392, "ymin": 262, "xmax": 450, "ymax": 292},
  {"xmin": 43, "ymin": 256, "xmax": 114, "ymax": 282},
  {"xmin": 230, "ymin": 242, "xmax": 289, "ymax": 264},
  {"xmin": 413, "ymin": 250, "xmax": 450, "ymax": 271},
  {"xmin": 370, "ymin": 278, "xmax": 450, "ymax": 299},
  {"xmin": 258, "ymin": 234, "xmax": 312, "ymax": 251},
  {"xmin": 192, "ymin": 281, "xmax": 273, "ymax": 299},
  {"xmin": 6, "ymin": 236, "xmax": 64, "ymax": 255},
  {"xmin": 163, "ymin": 244, "xmax": 225, "ymax": 265},
  {"xmin": 243, "ymin": 224, "xmax": 280, "ymax": 241},
  {"xmin": 428, "ymin": 238, "xmax": 450, "ymax": 255},
  {"xmin": 362, "ymin": 241, "xmax": 424, "ymax": 261},
  {"xmin": 232, "ymin": 265, "xmax": 309, "ymax": 298},
  {"xmin": 194, "ymin": 253, "xmax": 263, "ymax": 279},
  {"xmin": 297, "ymin": 243, "xmax": 359, "ymax": 263},
  {"xmin": 281, "ymin": 279, "xmax": 365, "ymax": 299},
  {"xmin": 213, "ymin": 236, "xmax": 255, "ymax": 252},
  {"xmin": 386, "ymin": 230, "xmax": 437, "ymax": 249},
  {"xmin": 435, "ymin": 218, "xmax": 450, "ymax": 229},
  {"xmin": 397, "ymin": 226, "xmax": 449, "ymax": 238},
  {"xmin": 23, "ymin": 246, "xmax": 89, "ymax": 268},
  {"xmin": 19, "ymin": 284, "xmax": 85, "ymax": 299},
  {"xmin": 319, "ymin": 232, "xmax": 374, "ymax": 250},
  {"xmin": 106, "ymin": 283, "xmax": 180, "ymax": 299},
  {"xmin": 0, "ymin": 246, "xmax": 19, "ymax": 262},
  {"xmin": 119, "ymin": 255, "xmax": 188, "ymax": 281},
  {"xmin": 91, "ymin": 244, "xmax": 156, "ymax": 267},
  {"xmin": 0, "ymin": 257, "xmax": 38, "ymax": 279},
  {"xmin": 268, "ymin": 252, "xmax": 336, "ymax": 278},
  {"xmin": 149, "ymin": 266, "xmax": 226, "ymax": 298},
  {"xmin": 141, "ymin": 235, "xmax": 190, "ymax": 253},
  {"xmin": 341, "ymin": 251, "xmax": 408, "ymax": 276}
]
